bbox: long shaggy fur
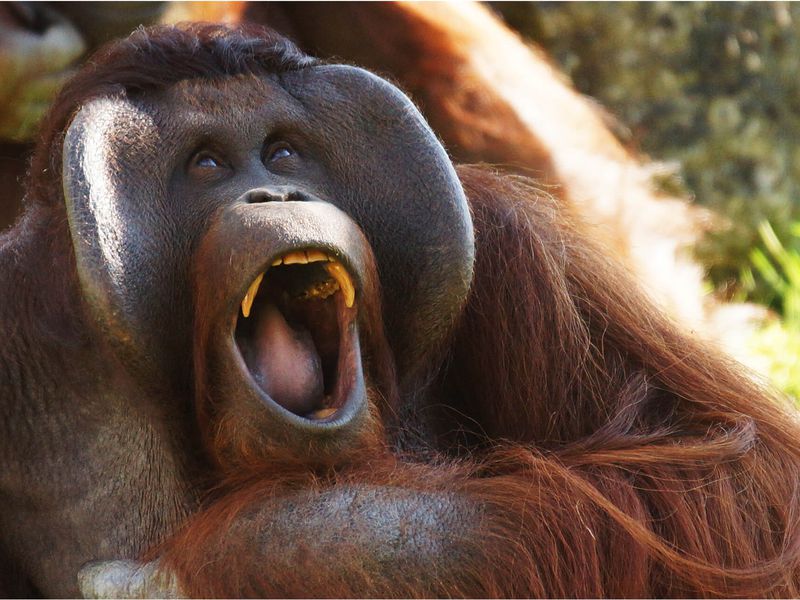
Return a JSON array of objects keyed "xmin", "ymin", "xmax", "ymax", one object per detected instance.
[
  {"xmin": 160, "ymin": 164, "xmax": 800, "ymax": 597},
  {"xmin": 23, "ymin": 23, "xmax": 800, "ymax": 598}
]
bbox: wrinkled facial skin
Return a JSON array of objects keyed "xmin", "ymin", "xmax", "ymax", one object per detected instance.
[
  {"xmin": 63, "ymin": 67, "xmax": 474, "ymax": 459},
  {"xmin": 0, "ymin": 63, "xmax": 476, "ymax": 596}
]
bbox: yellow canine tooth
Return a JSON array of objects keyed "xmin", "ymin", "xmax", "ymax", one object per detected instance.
[
  {"xmin": 283, "ymin": 251, "xmax": 308, "ymax": 265},
  {"xmin": 271, "ymin": 257, "xmax": 283, "ymax": 266},
  {"xmin": 325, "ymin": 262, "xmax": 355, "ymax": 308},
  {"xmin": 241, "ymin": 272, "xmax": 264, "ymax": 318},
  {"xmin": 306, "ymin": 249, "xmax": 328, "ymax": 263}
]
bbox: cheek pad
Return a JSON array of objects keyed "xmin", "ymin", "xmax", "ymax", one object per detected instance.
[
  {"xmin": 63, "ymin": 96, "xmax": 180, "ymax": 376},
  {"xmin": 283, "ymin": 66, "xmax": 476, "ymax": 377}
]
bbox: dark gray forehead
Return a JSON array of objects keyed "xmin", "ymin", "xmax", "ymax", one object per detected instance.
[
  {"xmin": 116, "ymin": 65, "xmax": 431, "ymax": 156},
  {"xmin": 130, "ymin": 75, "xmax": 304, "ymax": 141}
]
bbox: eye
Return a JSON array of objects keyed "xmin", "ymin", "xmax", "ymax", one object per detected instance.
[
  {"xmin": 190, "ymin": 150, "xmax": 227, "ymax": 170},
  {"xmin": 263, "ymin": 142, "xmax": 294, "ymax": 165},
  {"xmin": 197, "ymin": 155, "xmax": 220, "ymax": 168}
]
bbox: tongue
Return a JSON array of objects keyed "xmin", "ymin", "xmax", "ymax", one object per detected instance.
[{"xmin": 252, "ymin": 303, "xmax": 324, "ymax": 415}]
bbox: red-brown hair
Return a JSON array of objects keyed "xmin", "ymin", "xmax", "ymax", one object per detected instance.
[
  {"xmin": 160, "ymin": 164, "xmax": 800, "ymax": 597},
  {"xmin": 21, "ymin": 23, "xmax": 800, "ymax": 597}
]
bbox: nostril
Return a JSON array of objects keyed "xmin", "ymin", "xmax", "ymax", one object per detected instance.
[
  {"xmin": 242, "ymin": 189, "xmax": 311, "ymax": 204},
  {"xmin": 246, "ymin": 189, "xmax": 285, "ymax": 204},
  {"xmin": 285, "ymin": 191, "xmax": 307, "ymax": 202}
]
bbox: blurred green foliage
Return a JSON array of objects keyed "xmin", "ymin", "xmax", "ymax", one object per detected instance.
[
  {"xmin": 746, "ymin": 319, "xmax": 800, "ymax": 399},
  {"xmin": 494, "ymin": 1, "xmax": 800, "ymax": 307},
  {"xmin": 745, "ymin": 221, "xmax": 800, "ymax": 321},
  {"xmin": 745, "ymin": 221, "xmax": 800, "ymax": 398}
]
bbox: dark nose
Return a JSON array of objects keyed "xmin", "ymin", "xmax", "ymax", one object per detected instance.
[{"xmin": 240, "ymin": 188, "xmax": 308, "ymax": 204}]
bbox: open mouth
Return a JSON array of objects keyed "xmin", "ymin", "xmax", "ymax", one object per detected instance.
[{"xmin": 234, "ymin": 249, "xmax": 358, "ymax": 421}]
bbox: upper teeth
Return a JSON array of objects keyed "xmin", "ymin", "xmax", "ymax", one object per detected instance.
[
  {"xmin": 324, "ymin": 262, "xmax": 355, "ymax": 309},
  {"xmin": 241, "ymin": 250, "xmax": 356, "ymax": 317},
  {"xmin": 240, "ymin": 272, "xmax": 264, "ymax": 318}
]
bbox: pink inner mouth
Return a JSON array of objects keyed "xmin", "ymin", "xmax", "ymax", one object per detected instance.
[
  {"xmin": 249, "ymin": 302, "xmax": 324, "ymax": 414},
  {"xmin": 235, "ymin": 261, "xmax": 354, "ymax": 419}
]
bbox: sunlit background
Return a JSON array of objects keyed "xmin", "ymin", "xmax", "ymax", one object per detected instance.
[
  {"xmin": 495, "ymin": 1, "xmax": 800, "ymax": 398},
  {"xmin": 1, "ymin": 1, "xmax": 798, "ymax": 398}
]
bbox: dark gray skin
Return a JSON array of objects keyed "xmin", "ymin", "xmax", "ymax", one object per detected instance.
[{"xmin": 0, "ymin": 63, "xmax": 474, "ymax": 595}]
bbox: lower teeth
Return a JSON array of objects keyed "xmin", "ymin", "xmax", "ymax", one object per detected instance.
[
  {"xmin": 308, "ymin": 407, "xmax": 337, "ymax": 420},
  {"xmin": 297, "ymin": 279, "xmax": 339, "ymax": 301}
]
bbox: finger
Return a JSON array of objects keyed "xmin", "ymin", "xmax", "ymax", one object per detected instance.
[
  {"xmin": 78, "ymin": 560, "xmax": 185, "ymax": 599},
  {"xmin": 24, "ymin": 20, "xmax": 86, "ymax": 71},
  {"xmin": 0, "ymin": 20, "xmax": 85, "ymax": 74}
]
